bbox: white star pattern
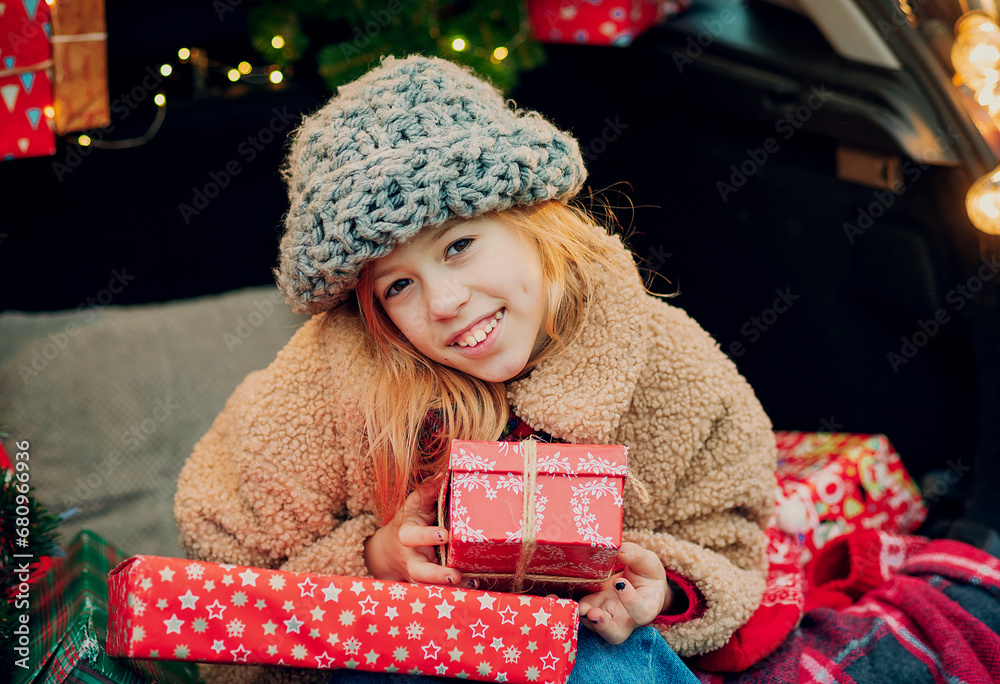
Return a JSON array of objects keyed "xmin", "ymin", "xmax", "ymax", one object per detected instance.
[
  {"xmin": 540, "ymin": 651, "xmax": 559, "ymax": 670},
  {"xmin": 359, "ymin": 595, "xmax": 379, "ymax": 615},
  {"xmin": 422, "ymin": 641, "xmax": 441, "ymax": 659},
  {"xmin": 238, "ymin": 568, "xmax": 259, "ymax": 586},
  {"xmin": 163, "ymin": 614, "xmax": 183, "ymax": 634},
  {"xmin": 470, "ymin": 619, "xmax": 489, "ymax": 638},
  {"xmin": 435, "ymin": 600, "xmax": 455, "ymax": 619},
  {"xmin": 178, "ymin": 590, "xmax": 198, "ymax": 610},
  {"xmin": 122, "ymin": 554, "xmax": 582, "ymax": 680},
  {"xmin": 205, "ymin": 600, "xmax": 226, "ymax": 619}
]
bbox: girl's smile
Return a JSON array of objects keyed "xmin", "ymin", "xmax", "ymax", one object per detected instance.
[{"xmin": 371, "ymin": 217, "xmax": 548, "ymax": 383}]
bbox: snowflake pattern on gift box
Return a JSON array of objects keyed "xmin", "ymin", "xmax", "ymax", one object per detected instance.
[{"xmin": 108, "ymin": 556, "xmax": 579, "ymax": 684}]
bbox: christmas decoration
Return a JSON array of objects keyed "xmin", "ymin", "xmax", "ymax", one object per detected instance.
[
  {"xmin": 0, "ymin": 0, "xmax": 56, "ymax": 160},
  {"xmin": 11, "ymin": 529, "xmax": 197, "ymax": 684},
  {"xmin": 443, "ymin": 440, "xmax": 629, "ymax": 592},
  {"xmin": 108, "ymin": 555, "xmax": 579, "ymax": 684},
  {"xmin": 772, "ymin": 431, "xmax": 927, "ymax": 564},
  {"xmin": 242, "ymin": 0, "xmax": 546, "ymax": 92},
  {"xmin": 49, "ymin": 0, "xmax": 110, "ymax": 134},
  {"xmin": 527, "ymin": 0, "xmax": 691, "ymax": 47}
]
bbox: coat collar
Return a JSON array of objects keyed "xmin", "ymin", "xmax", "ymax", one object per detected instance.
[{"xmin": 507, "ymin": 232, "xmax": 650, "ymax": 444}]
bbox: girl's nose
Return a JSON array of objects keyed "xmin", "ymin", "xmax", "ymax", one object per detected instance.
[{"xmin": 427, "ymin": 277, "xmax": 469, "ymax": 320}]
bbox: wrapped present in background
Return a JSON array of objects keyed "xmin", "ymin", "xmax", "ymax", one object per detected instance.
[
  {"xmin": 0, "ymin": 0, "xmax": 56, "ymax": 160},
  {"xmin": 108, "ymin": 554, "xmax": 579, "ymax": 684},
  {"xmin": 443, "ymin": 440, "xmax": 628, "ymax": 592},
  {"xmin": 50, "ymin": 0, "xmax": 109, "ymax": 134},
  {"xmin": 527, "ymin": 0, "xmax": 691, "ymax": 47},
  {"xmin": 774, "ymin": 432, "xmax": 927, "ymax": 564},
  {"xmin": 11, "ymin": 529, "xmax": 197, "ymax": 684}
]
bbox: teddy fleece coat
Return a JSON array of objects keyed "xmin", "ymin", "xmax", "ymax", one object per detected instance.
[{"xmin": 175, "ymin": 229, "xmax": 776, "ymax": 679}]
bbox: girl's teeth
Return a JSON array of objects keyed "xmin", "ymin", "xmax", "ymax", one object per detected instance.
[{"xmin": 455, "ymin": 311, "xmax": 504, "ymax": 348}]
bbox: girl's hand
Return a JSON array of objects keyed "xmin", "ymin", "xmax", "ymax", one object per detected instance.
[
  {"xmin": 363, "ymin": 482, "xmax": 461, "ymax": 586},
  {"xmin": 577, "ymin": 542, "xmax": 671, "ymax": 645}
]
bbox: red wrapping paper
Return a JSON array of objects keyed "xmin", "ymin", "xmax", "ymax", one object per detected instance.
[
  {"xmin": 0, "ymin": 0, "xmax": 56, "ymax": 160},
  {"xmin": 445, "ymin": 440, "xmax": 627, "ymax": 582},
  {"xmin": 527, "ymin": 0, "xmax": 691, "ymax": 47},
  {"xmin": 775, "ymin": 431, "xmax": 927, "ymax": 564},
  {"xmin": 107, "ymin": 555, "xmax": 579, "ymax": 683}
]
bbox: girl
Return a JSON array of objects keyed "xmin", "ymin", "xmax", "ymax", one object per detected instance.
[{"xmin": 176, "ymin": 55, "xmax": 776, "ymax": 683}]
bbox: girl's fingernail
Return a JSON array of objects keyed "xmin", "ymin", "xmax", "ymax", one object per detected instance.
[
  {"xmin": 614, "ymin": 580, "xmax": 626, "ymax": 592},
  {"xmin": 436, "ymin": 531, "xmax": 447, "ymax": 543},
  {"xmin": 446, "ymin": 575, "xmax": 456, "ymax": 585},
  {"xmin": 589, "ymin": 616, "xmax": 602, "ymax": 625},
  {"xmin": 465, "ymin": 578, "xmax": 479, "ymax": 589}
]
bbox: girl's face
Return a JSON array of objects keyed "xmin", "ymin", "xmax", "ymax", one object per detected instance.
[{"xmin": 370, "ymin": 216, "xmax": 549, "ymax": 383}]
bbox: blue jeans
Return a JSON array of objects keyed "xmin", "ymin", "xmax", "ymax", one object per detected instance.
[{"xmin": 327, "ymin": 625, "xmax": 698, "ymax": 684}]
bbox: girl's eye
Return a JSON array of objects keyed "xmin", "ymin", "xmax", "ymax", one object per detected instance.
[
  {"xmin": 446, "ymin": 238, "xmax": 473, "ymax": 257},
  {"xmin": 384, "ymin": 278, "xmax": 412, "ymax": 299}
]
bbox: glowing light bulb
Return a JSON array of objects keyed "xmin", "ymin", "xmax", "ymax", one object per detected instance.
[
  {"xmin": 269, "ymin": 70, "xmax": 283, "ymax": 84},
  {"xmin": 178, "ymin": 47, "xmax": 191, "ymax": 61},
  {"xmin": 965, "ymin": 167, "xmax": 1000, "ymax": 234},
  {"xmin": 43, "ymin": 105, "xmax": 54, "ymax": 118},
  {"xmin": 451, "ymin": 37, "xmax": 467, "ymax": 51},
  {"xmin": 78, "ymin": 135, "xmax": 91, "ymax": 146},
  {"xmin": 493, "ymin": 46, "xmax": 508, "ymax": 60},
  {"xmin": 227, "ymin": 69, "xmax": 240, "ymax": 82},
  {"xmin": 154, "ymin": 93, "xmax": 166, "ymax": 106},
  {"xmin": 271, "ymin": 35, "xmax": 285, "ymax": 49},
  {"xmin": 238, "ymin": 61, "xmax": 252, "ymax": 75},
  {"xmin": 952, "ymin": 13, "xmax": 1000, "ymax": 92}
]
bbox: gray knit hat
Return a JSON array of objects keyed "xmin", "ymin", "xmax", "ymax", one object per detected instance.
[{"xmin": 276, "ymin": 54, "xmax": 587, "ymax": 314}]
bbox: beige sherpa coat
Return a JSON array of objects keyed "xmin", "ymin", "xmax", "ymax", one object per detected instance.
[{"xmin": 175, "ymin": 229, "xmax": 776, "ymax": 680}]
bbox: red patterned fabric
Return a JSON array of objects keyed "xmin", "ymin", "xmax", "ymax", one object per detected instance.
[
  {"xmin": 0, "ymin": 0, "xmax": 55, "ymax": 160},
  {"xmin": 689, "ymin": 538, "xmax": 1000, "ymax": 683}
]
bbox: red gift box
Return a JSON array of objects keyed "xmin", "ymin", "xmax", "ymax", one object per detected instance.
[
  {"xmin": 107, "ymin": 555, "xmax": 579, "ymax": 684},
  {"xmin": 527, "ymin": 0, "xmax": 691, "ymax": 47},
  {"xmin": 0, "ymin": 0, "xmax": 56, "ymax": 160},
  {"xmin": 444, "ymin": 440, "xmax": 628, "ymax": 590},
  {"xmin": 774, "ymin": 431, "xmax": 927, "ymax": 564}
]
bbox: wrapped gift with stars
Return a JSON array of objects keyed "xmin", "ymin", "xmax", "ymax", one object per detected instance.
[{"xmin": 107, "ymin": 555, "xmax": 579, "ymax": 684}]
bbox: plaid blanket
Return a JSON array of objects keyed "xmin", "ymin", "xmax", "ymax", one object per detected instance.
[{"xmin": 691, "ymin": 538, "xmax": 1000, "ymax": 683}]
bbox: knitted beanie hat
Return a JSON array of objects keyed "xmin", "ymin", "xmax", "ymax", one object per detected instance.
[{"xmin": 276, "ymin": 54, "xmax": 587, "ymax": 314}]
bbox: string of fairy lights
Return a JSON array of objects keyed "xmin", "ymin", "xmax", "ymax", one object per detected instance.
[{"xmin": 71, "ymin": 19, "xmax": 526, "ymax": 150}]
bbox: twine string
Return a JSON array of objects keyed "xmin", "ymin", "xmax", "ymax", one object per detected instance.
[{"xmin": 511, "ymin": 439, "xmax": 539, "ymax": 593}]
